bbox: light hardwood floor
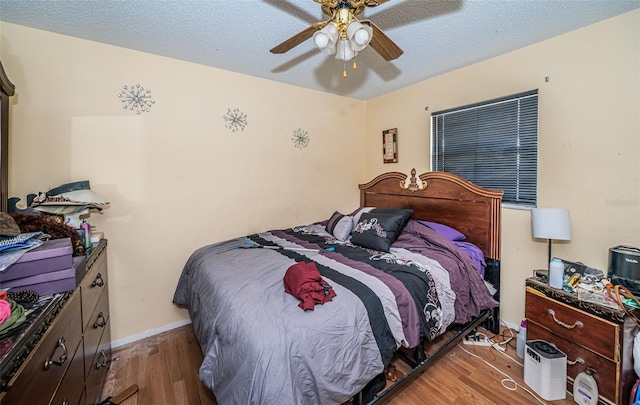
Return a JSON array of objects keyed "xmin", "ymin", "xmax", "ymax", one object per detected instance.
[{"xmin": 103, "ymin": 324, "xmax": 577, "ymax": 405}]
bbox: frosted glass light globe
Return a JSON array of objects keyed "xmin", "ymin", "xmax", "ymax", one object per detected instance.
[
  {"xmin": 314, "ymin": 33, "xmax": 329, "ymax": 49},
  {"xmin": 354, "ymin": 29, "xmax": 370, "ymax": 46}
]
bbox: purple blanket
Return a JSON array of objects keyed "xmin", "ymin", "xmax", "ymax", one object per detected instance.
[{"xmin": 392, "ymin": 220, "xmax": 498, "ymax": 324}]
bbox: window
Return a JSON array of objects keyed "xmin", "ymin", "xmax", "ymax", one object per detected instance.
[{"xmin": 431, "ymin": 90, "xmax": 538, "ymax": 207}]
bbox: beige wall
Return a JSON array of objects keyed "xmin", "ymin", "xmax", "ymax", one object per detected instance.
[
  {"xmin": 365, "ymin": 9, "xmax": 640, "ymax": 325},
  {"xmin": 1, "ymin": 9, "xmax": 638, "ymax": 342},
  {"xmin": 0, "ymin": 23, "xmax": 366, "ymax": 341}
]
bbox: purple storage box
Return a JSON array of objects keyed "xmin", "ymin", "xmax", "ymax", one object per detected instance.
[
  {"xmin": 0, "ymin": 238, "xmax": 73, "ymax": 283},
  {"xmin": 1, "ymin": 267, "xmax": 77, "ymax": 296}
]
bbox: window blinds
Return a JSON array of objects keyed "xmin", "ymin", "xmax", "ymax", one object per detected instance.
[{"xmin": 432, "ymin": 90, "xmax": 538, "ymax": 206}]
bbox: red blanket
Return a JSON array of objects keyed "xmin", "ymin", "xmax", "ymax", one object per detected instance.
[{"xmin": 284, "ymin": 262, "xmax": 336, "ymax": 310}]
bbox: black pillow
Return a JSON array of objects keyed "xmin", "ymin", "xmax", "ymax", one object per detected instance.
[
  {"xmin": 351, "ymin": 209, "xmax": 413, "ymax": 252},
  {"xmin": 370, "ymin": 208, "xmax": 413, "ymax": 228}
]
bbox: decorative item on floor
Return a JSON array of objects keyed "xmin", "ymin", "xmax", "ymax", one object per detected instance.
[
  {"xmin": 292, "ymin": 128, "xmax": 310, "ymax": 149},
  {"xmin": 223, "ymin": 108, "xmax": 248, "ymax": 132},
  {"xmin": 382, "ymin": 128, "xmax": 397, "ymax": 163},
  {"xmin": 531, "ymin": 208, "xmax": 571, "ymax": 267},
  {"xmin": 118, "ymin": 83, "xmax": 155, "ymax": 114}
]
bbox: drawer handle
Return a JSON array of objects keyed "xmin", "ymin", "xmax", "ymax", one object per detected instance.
[
  {"xmin": 44, "ymin": 336, "xmax": 68, "ymax": 370},
  {"xmin": 96, "ymin": 350, "xmax": 110, "ymax": 369},
  {"xmin": 547, "ymin": 309, "xmax": 584, "ymax": 329},
  {"xmin": 92, "ymin": 272, "xmax": 105, "ymax": 287},
  {"xmin": 94, "ymin": 312, "xmax": 107, "ymax": 328},
  {"xmin": 62, "ymin": 399, "xmax": 70, "ymax": 405},
  {"xmin": 567, "ymin": 357, "xmax": 585, "ymax": 366}
]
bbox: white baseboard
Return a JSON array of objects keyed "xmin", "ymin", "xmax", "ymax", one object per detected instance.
[{"xmin": 111, "ymin": 318, "xmax": 192, "ymax": 349}]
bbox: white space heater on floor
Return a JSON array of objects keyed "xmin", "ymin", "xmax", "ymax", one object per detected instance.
[{"xmin": 523, "ymin": 340, "xmax": 567, "ymax": 401}]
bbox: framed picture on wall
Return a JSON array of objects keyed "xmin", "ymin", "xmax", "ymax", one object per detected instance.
[{"xmin": 383, "ymin": 128, "xmax": 398, "ymax": 163}]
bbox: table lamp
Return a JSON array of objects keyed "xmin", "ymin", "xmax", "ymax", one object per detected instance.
[{"xmin": 531, "ymin": 208, "xmax": 572, "ymax": 266}]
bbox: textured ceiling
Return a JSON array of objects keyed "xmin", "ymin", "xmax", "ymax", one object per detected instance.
[{"xmin": 1, "ymin": 0, "xmax": 638, "ymax": 100}]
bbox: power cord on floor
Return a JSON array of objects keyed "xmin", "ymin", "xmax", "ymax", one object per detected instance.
[
  {"xmin": 458, "ymin": 342, "xmax": 549, "ymax": 404},
  {"xmin": 457, "ymin": 323, "xmax": 574, "ymax": 404}
]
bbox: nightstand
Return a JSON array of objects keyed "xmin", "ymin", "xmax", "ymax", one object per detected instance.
[{"xmin": 525, "ymin": 277, "xmax": 638, "ymax": 405}]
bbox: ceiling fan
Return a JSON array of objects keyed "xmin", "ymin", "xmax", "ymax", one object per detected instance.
[{"xmin": 270, "ymin": 0, "xmax": 403, "ymax": 68}]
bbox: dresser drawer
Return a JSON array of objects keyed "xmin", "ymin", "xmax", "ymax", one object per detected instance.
[
  {"xmin": 1, "ymin": 293, "xmax": 82, "ymax": 405},
  {"xmin": 528, "ymin": 321, "xmax": 618, "ymax": 403},
  {"xmin": 85, "ymin": 321, "xmax": 111, "ymax": 405},
  {"xmin": 526, "ymin": 289, "xmax": 619, "ymax": 360},
  {"xmin": 80, "ymin": 250, "xmax": 108, "ymax": 331},
  {"xmin": 84, "ymin": 285, "xmax": 109, "ymax": 379},
  {"xmin": 49, "ymin": 344, "xmax": 84, "ymax": 405}
]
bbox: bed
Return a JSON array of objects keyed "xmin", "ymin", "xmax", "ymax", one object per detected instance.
[{"xmin": 173, "ymin": 169, "xmax": 503, "ymax": 405}]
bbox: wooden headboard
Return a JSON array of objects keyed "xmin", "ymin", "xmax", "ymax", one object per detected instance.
[{"xmin": 359, "ymin": 169, "xmax": 503, "ymax": 261}]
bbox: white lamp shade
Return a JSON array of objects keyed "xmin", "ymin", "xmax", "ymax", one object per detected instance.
[
  {"xmin": 313, "ymin": 24, "xmax": 338, "ymax": 55},
  {"xmin": 335, "ymin": 39, "xmax": 355, "ymax": 61},
  {"xmin": 531, "ymin": 208, "xmax": 572, "ymax": 241},
  {"xmin": 346, "ymin": 21, "xmax": 372, "ymax": 52}
]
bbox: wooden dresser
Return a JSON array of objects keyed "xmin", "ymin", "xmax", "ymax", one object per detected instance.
[
  {"xmin": 525, "ymin": 276, "xmax": 637, "ymax": 405},
  {"xmin": 0, "ymin": 239, "xmax": 111, "ymax": 405}
]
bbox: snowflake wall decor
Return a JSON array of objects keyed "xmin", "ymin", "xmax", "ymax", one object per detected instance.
[
  {"xmin": 118, "ymin": 84, "xmax": 155, "ymax": 114},
  {"xmin": 223, "ymin": 108, "xmax": 248, "ymax": 132},
  {"xmin": 292, "ymin": 128, "xmax": 310, "ymax": 149}
]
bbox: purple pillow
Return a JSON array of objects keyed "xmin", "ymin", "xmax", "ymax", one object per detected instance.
[{"xmin": 419, "ymin": 221, "xmax": 466, "ymax": 241}]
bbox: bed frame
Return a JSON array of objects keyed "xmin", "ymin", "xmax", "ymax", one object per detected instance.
[{"xmin": 357, "ymin": 169, "xmax": 503, "ymax": 404}]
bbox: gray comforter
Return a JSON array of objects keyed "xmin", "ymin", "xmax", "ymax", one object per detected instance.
[{"xmin": 173, "ymin": 222, "xmax": 498, "ymax": 405}]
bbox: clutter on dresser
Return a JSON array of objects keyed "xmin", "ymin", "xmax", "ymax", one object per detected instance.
[
  {"xmin": 0, "ymin": 237, "xmax": 77, "ymax": 296},
  {"xmin": 7, "ymin": 179, "xmax": 110, "ymax": 254},
  {"xmin": 533, "ymin": 257, "xmax": 624, "ymax": 309},
  {"xmin": 8, "ymin": 211, "xmax": 84, "ymax": 256}
]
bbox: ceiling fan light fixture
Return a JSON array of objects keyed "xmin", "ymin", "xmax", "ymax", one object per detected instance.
[
  {"xmin": 313, "ymin": 23, "xmax": 338, "ymax": 54},
  {"xmin": 346, "ymin": 21, "xmax": 372, "ymax": 51},
  {"xmin": 335, "ymin": 39, "xmax": 355, "ymax": 61}
]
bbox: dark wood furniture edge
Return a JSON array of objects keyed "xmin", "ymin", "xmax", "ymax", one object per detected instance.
[
  {"xmin": 0, "ymin": 62, "xmax": 15, "ymax": 97},
  {"xmin": 0, "ymin": 60, "xmax": 15, "ymax": 214}
]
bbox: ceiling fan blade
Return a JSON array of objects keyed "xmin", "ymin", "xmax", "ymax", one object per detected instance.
[
  {"xmin": 270, "ymin": 22, "xmax": 327, "ymax": 54},
  {"xmin": 361, "ymin": 20, "xmax": 403, "ymax": 61}
]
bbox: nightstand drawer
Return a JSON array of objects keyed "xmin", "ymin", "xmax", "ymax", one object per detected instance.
[
  {"xmin": 528, "ymin": 321, "xmax": 618, "ymax": 403},
  {"xmin": 526, "ymin": 289, "xmax": 619, "ymax": 360}
]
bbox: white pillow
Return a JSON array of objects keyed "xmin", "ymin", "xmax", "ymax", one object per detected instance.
[{"xmin": 325, "ymin": 212, "xmax": 353, "ymax": 241}]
